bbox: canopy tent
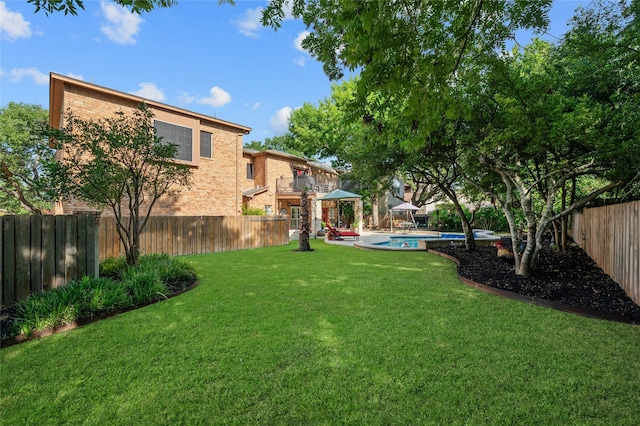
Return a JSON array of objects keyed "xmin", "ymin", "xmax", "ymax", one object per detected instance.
[
  {"xmin": 317, "ymin": 189, "xmax": 362, "ymax": 200},
  {"xmin": 317, "ymin": 189, "xmax": 363, "ymax": 233},
  {"xmin": 390, "ymin": 202, "xmax": 420, "ymax": 232}
]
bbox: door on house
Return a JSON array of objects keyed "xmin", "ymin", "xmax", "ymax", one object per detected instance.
[{"xmin": 290, "ymin": 206, "xmax": 301, "ymax": 229}]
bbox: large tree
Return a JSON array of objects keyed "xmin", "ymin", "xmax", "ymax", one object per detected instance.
[
  {"xmin": 0, "ymin": 102, "xmax": 54, "ymax": 214},
  {"xmin": 264, "ymin": 0, "xmax": 553, "ymax": 249},
  {"xmin": 47, "ymin": 105, "xmax": 192, "ymax": 266},
  {"xmin": 464, "ymin": 28, "xmax": 638, "ymax": 276}
]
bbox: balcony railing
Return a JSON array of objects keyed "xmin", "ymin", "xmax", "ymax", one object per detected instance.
[{"xmin": 276, "ymin": 176, "xmax": 339, "ymax": 194}]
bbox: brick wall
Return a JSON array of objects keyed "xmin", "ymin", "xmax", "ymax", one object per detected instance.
[{"xmin": 57, "ymin": 83, "xmax": 244, "ymax": 217}]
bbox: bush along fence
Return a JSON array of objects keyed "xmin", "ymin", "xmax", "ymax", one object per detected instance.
[
  {"xmin": 1, "ymin": 213, "xmax": 100, "ymax": 308},
  {"xmin": 572, "ymin": 200, "xmax": 639, "ymax": 306},
  {"xmin": 1, "ymin": 215, "xmax": 289, "ymax": 306}
]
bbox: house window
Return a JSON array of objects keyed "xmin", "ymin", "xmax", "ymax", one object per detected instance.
[
  {"xmin": 154, "ymin": 120, "xmax": 193, "ymax": 162},
  {"xmin": 247, "ymin": 163, "xmax": 254, "ymax": 180},
  {"xmin": 200, "ymin": 131, "xmax": 212, "ymax": 158},
  {"xmin": 265, "ymin": 205, "xmax": 273, "ymax": 215}
]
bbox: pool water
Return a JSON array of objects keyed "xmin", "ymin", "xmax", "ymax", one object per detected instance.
[{"xmin": 375, "ymin": 232, "xmax": 493, "ymax": 248}]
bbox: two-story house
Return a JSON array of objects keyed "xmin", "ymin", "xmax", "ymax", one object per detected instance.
[
  {"xmin": 50, "ymin": 73, "xmax": 251, "ymax": 216},
  {"xmin": 49, "ymin": 73, "xmax": 362, "ymax": 234},
  {"xmin": 242, "ymin": 149, "xmax": 343, "ymax": 232}
]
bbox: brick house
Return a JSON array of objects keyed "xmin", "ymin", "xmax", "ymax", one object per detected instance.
[
  {"xmin": 49, "ymin": 73, "xmax": 361, "ymax": 233},
  {"xmin": 49, "ymin": 73, "xmax": 251, "ymax": 216},
  {"xmin": 242, "ymin": 148, "xmax": 348, "ymax": 232}
]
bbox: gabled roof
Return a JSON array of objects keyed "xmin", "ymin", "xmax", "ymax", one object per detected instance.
[
  {"xmin": 49, "ymin": 72, "xmax": 252, "ymax": 134},
  {"xmin": 242, "ymin": 187, "xmax": 269, "ymax": 198},
  {"xmin": 243, "ymin": 148, "xmax": 337, "ymax": 175}
]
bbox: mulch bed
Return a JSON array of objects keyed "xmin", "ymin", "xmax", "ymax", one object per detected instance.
[{"xmin": 433, "ymin": 244, "xmax": 640, "ymax": 324}]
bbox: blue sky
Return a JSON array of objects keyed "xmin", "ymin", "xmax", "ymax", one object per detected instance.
[{"xmin": 1, "ymin": 0, "xmax": 588, "ymax": 143}]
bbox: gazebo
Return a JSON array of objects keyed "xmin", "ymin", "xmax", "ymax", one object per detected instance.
[{"xmin": 317, "ymin": 189, "xmax": 364, "ymax": 234}]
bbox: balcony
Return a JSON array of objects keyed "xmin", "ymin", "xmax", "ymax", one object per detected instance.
[{"xmin": 276, "ymin": 175, "xmax": 339, "ymax": 194}]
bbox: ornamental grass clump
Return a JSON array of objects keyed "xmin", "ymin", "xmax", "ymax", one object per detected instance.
[
  {"xmin": 13, "ymin": 282, "xmax": 85, "ymax": 337},
  {"xmin": 8, "ymin": 255, "xmax": 196, "ymax": 339},
  {"xmin": 121, "ymin": 271, "xmax": 167, "ymax": 304}
]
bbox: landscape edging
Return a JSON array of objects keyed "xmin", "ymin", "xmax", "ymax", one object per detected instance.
[
  {"xmin": 0, "ymin": 281, "xmax": 199, "ymax": 348},
  {"xmin": 428, "ymin": 249, "xmax": 637, "ymax": 325}
]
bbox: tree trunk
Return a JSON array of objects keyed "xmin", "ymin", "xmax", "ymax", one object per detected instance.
[
  {"xmin": 443, "ymin": 187, "xmax": 476, "ymax": 250},
  {"xmin": 298, "ymin": 189, "xmax": 311, "ymax": 251},
  {"xmin": 372, "ymin": 195, "xmax": 379, "ymax": 228},
  {"xmin": 130, "ymin": 213, "xmax": 140, "ymax": 266},
  {"xmin": 515, "ymin": 224, "xmax": 537, "ymax": 276}
]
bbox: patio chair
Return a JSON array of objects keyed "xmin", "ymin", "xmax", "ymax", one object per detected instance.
[{"xmin": 326, "ymin": 224, "xmax": 360, "ymax": 241}]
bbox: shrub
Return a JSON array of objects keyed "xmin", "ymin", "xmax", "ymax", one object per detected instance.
[
  {"xmin": 432, "ymin": 203, "xmax": 471, "ymax": 231},
  {"xmin": 13, "ymin": 283, "xmax": 84, "ymax": 337},
  {"xmin": 122, "ymin": 271, "xmax": 167, "ymax": 304},
  {"xmin": 471, "ymin": 206, "xmax": 525, "ymax": 233},
  {"xmin": 80, "ymin": 276, "xmax": 133, "ymax": 314},
  {"xmin": 100, "ymin": 256, "xmax": 128, "ymax": 280},
  {"xmin": 242, "ymin": 206, "xmax": 265, "ymax": 215},
  {"xmin": 8, "ymin": 254, "xmax": 196, "ymax": 339},
  {"xmin": 472, "ymin": 207, "xmax": 510, "ymax": 232}
]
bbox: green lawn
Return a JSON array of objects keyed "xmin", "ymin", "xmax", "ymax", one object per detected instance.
[{"xmin": 2, "ymin": 240, "xmax": 639, "ymax": 425}]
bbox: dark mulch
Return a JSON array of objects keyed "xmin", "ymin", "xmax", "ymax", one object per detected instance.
[{"xmin": 434, "ymin": 243, "xmax": 640, "ymax": 324}]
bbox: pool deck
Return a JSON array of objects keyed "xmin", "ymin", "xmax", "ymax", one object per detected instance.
[{"xmin": 322, "ymin": 229, "xmax": 499, "ymax": 250}]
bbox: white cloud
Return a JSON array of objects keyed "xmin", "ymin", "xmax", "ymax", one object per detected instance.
[
  {"xmin": 270, "ymin": 106, "xmax": 292, "ymax": 134},
  {"xmin": 244, "ymin": 101, "xmax": 261, "ymax": 111},
  {"xmin": 293, "ymin": 56, "xmax": 306, "ymax": 67},
  {"xmin": 177, "ymin": 90, "xmax": 195, "ymax": 104},
  {"xmin": 0, "ymin": 1, "xmax": 32, "ymax": 41},
  {"xmin": 2, "ymin": 67, "xmax": 48, "ymax": 85},
  {"xmin": 67, "ymin": 72, "xmax": 84, "ymax": 80},
  {"xmin": 293, "ymin": 31, "xmax": 309, "ymax": 52},
  {"xmin": 197, "ymin": 86, "xmax": 231, "ymax": 108},
  {"xmin": 130, "ymin": 82, "xmax": 166, "ymax": 102},
  {"xmin": 232, "ymin": 7, "xmax": 263, "ymax": 37},
  {"xmin": 100, "ymin": 1, "xmax": 143, "ymax": 45}
]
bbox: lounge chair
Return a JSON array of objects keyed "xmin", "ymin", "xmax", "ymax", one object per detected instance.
[{"xmin": 326, "ymin": 224, "xmax": 360, "ymax": 241}]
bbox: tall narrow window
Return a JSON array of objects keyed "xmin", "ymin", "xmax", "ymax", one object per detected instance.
[
  {"xmin": 200, "ymin": 131, "xmax": 212, "ymax": 158},
  {"xmin": 154, "ymin": 120, "xmax": 193, "ymax": 162},
  {"xmin": 247, "ymin": 163, "xmax": 254, "ymax": 179}
]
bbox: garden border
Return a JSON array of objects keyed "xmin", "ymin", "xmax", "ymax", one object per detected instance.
[
  {"xmin": 0, "ymin": 281, "xmax": 199, "ymax": 348},
  {"xmin": 428, "ymin": 250, "xmax": 638, "ymax": 325}
]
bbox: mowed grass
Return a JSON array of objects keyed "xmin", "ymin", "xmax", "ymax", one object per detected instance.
[{"xmin": 2, "ymin": 240, "xmax": 639, "ymax": 425}]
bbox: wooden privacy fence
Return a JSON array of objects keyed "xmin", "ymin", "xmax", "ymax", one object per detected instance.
[
  {"xmin": 1, "ymin": 214, "xmax": 100, "ymax": 307},
  {"xmin": 1, "ymin": 215, "xmax": 288, "ymax": 307},
  {"xmin": 99, "ymin": 216, "xmax": 289, "ymax": 260},
  {"xmin": 572, "ymin": 200, "xmax": 639, "ymax": 305}
]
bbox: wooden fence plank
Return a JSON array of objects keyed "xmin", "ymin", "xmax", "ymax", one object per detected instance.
[
  {"xmin": 573, "ymin": 201, "xmax": 640, "ymax": 306},
  {"xmin": 30, "ymin": 215, "xmax": 43, "ymax": 295},
  {"xmin": 15, "ymin": 216, "xmax": 31, "ymax": 301},
  {"xmin": 64, "ymin": 215, "xmax": 78, "ymax": 283},
  {"xmin": 42, "ymin": 216, "xmax": 55, "ymax": 291},
  {"xmin": 76, "ymin": 215, "xmax": 88, "ymax": 279},
  {"xmin": 2, "ymin": 216, "xmax": 16, "ymax": 307}
]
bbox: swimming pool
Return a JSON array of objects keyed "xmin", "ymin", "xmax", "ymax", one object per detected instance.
[{"xmin": 364, "ymin": 230, "xmax": 499, "ymax": 250}]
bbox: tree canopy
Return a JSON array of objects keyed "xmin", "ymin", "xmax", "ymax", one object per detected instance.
[
  {"xmin": 269, "ymin": 0, "xmax": 639, "ymax": 276},
  {"xmin": 27, "ymin": 0, "xmax": 179, "ymax": 15},
  {"xmin": 0, "ymin": 102, "xmax": 54, "ymax": 214}
]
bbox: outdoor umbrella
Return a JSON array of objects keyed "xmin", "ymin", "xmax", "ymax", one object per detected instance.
[
  {"xmin": 390, "ymin": 202, "xmax": 420, "ymax": 232},
  {"xmin": 317, "ymin": 189, "xmax": 362, "ymax": 230}
]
